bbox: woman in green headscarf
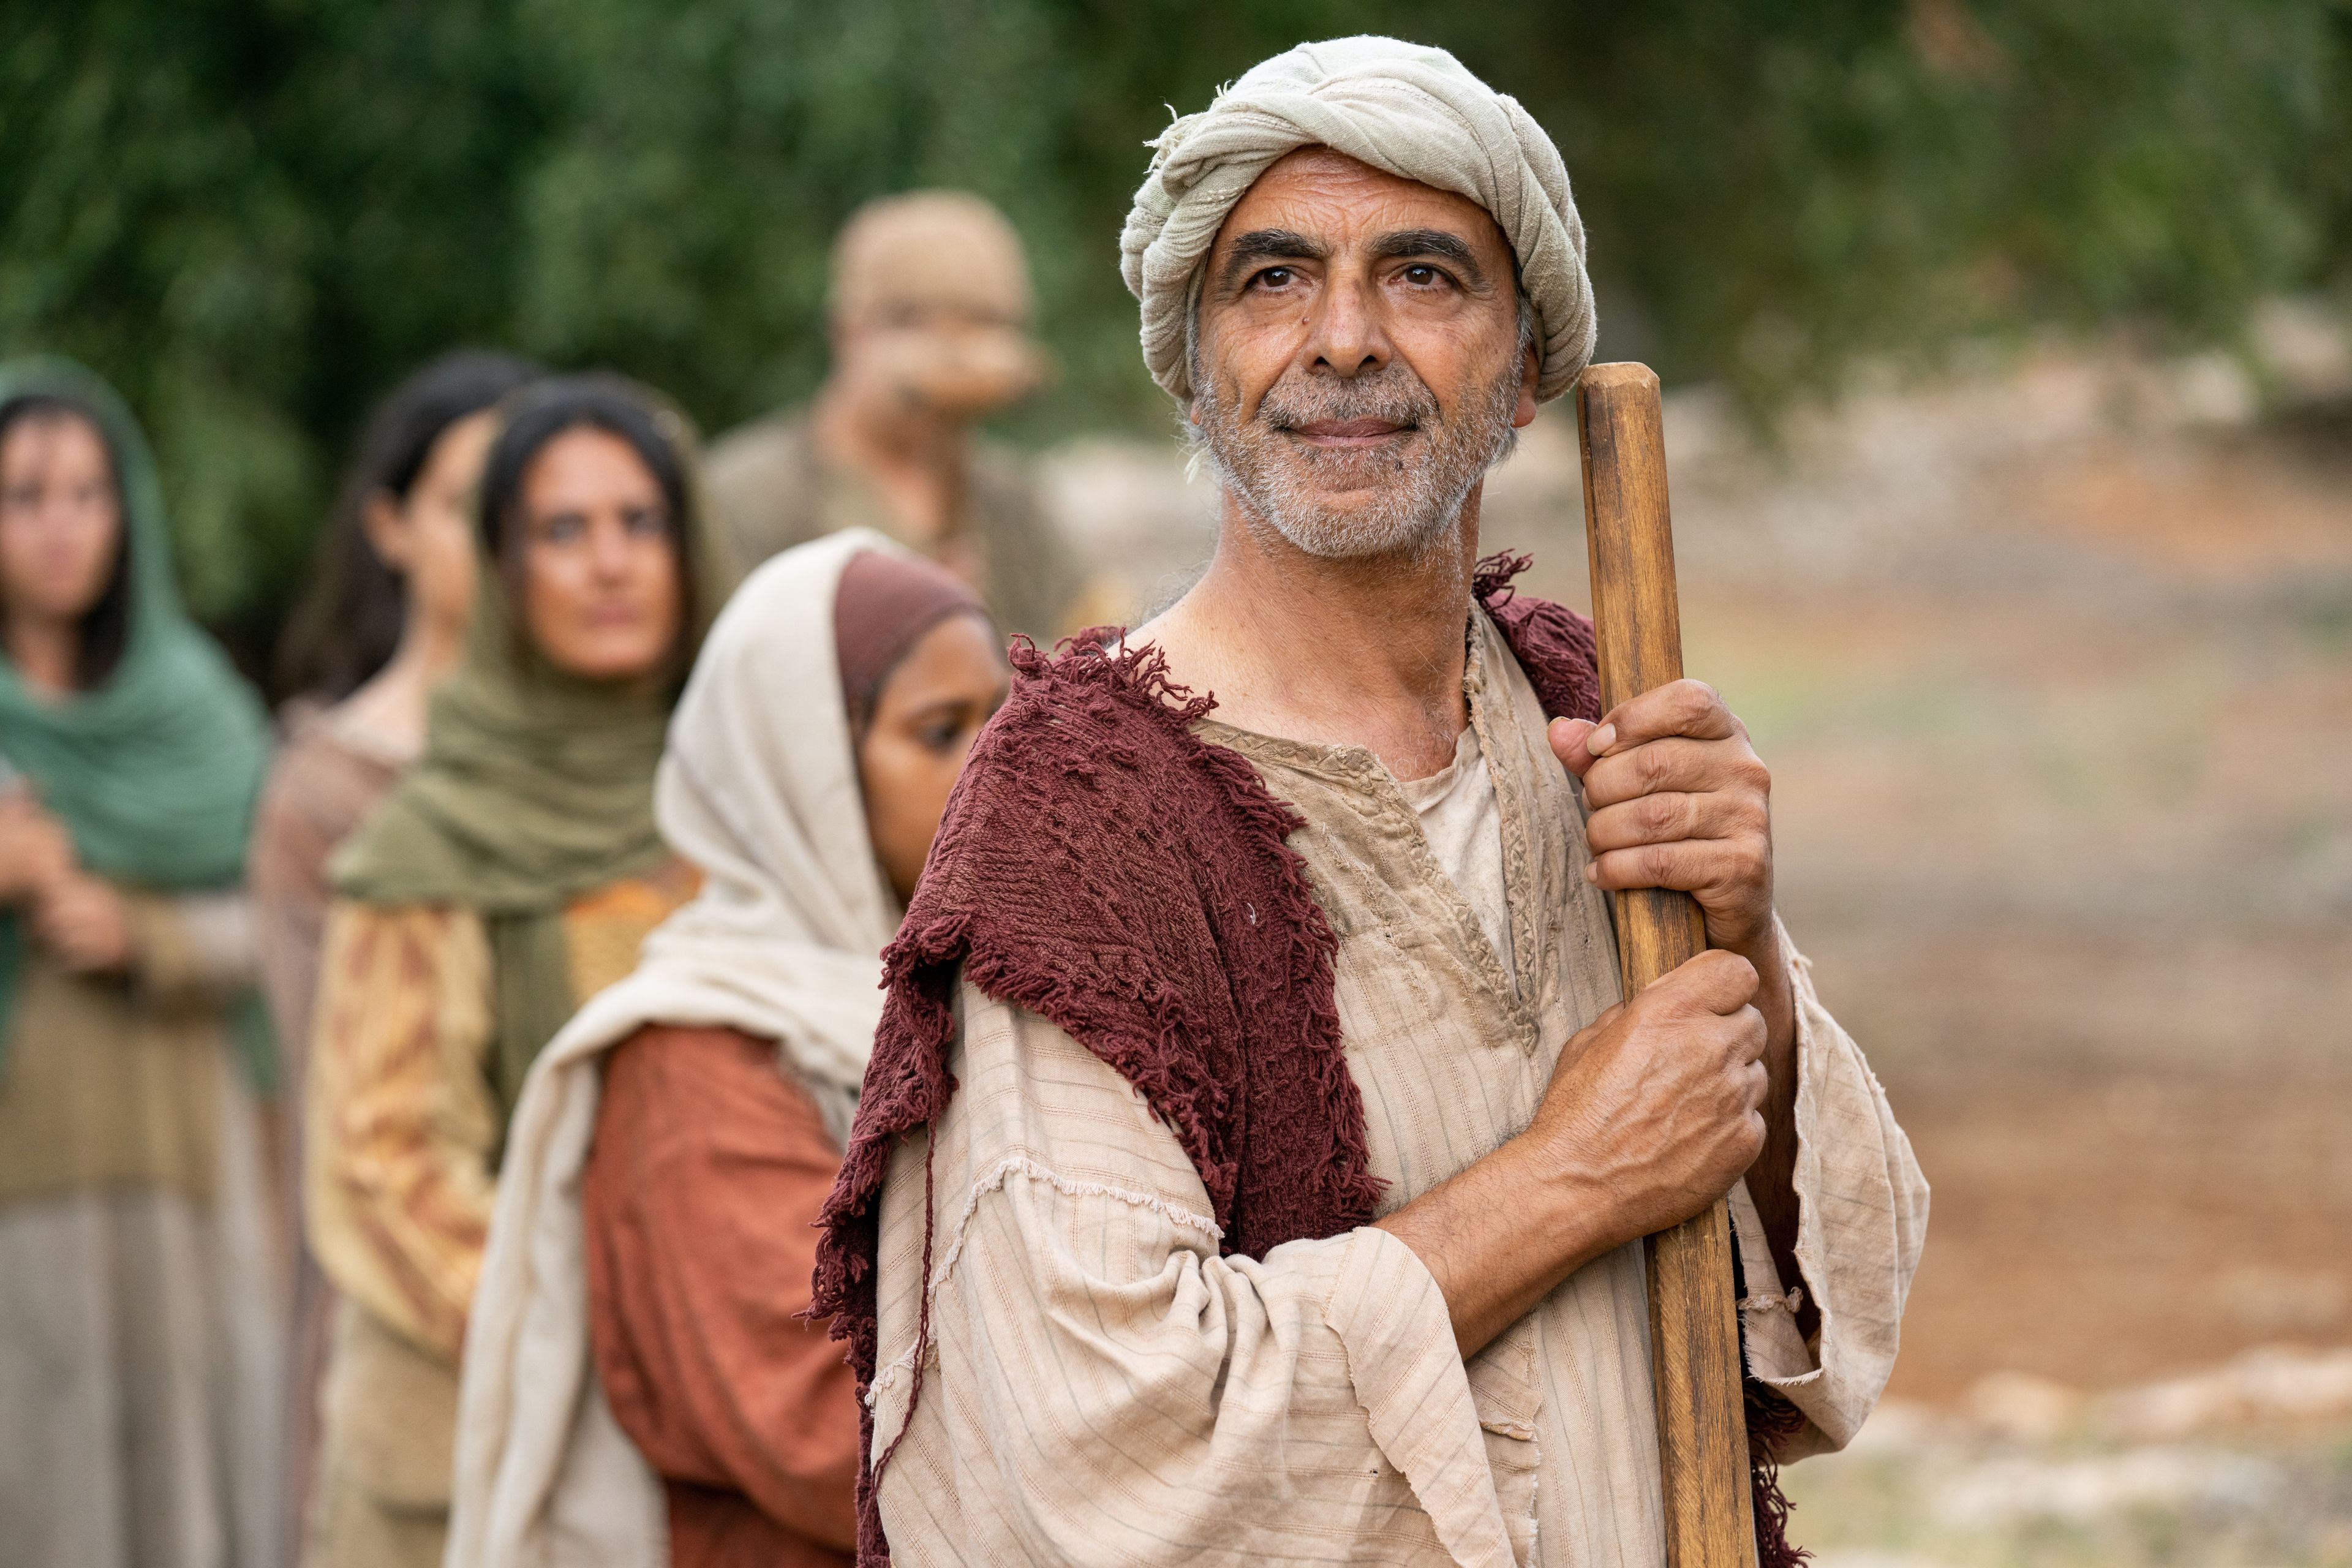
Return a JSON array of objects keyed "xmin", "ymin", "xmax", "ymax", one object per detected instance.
[
  {"xmin": 0, "ymin": 358, "xmax": 281, "ymax": 1568},
  {"xmin": 303, "ymin": 374, "xmax": 720, "ymax": 1568}
]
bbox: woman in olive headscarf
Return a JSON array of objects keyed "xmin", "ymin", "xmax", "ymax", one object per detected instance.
[
  {"xmin": 303, "ymin": 375, "xmax": 721, "ymax": 1568},
  {"xmin": 0, "ymin": 358, "xmax": 280, "ymax": 1568}
]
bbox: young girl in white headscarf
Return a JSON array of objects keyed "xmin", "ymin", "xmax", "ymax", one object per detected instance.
[{"xmin": 446, "ymin": 528, "xmax": 1008, "ymax": 1568}]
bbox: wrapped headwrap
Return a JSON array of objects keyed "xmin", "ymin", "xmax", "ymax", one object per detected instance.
[
  {"xmin": 1120, "ymin": 35, "xmax": 1598, "ymax": 404},
  {"xmin": 833, "ymin": 548, "xmax": 989, "ymax": 739}
]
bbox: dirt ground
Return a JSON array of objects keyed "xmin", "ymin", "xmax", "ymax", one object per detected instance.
[{"xmin": 1046, "ymin": 339, "xmax": 2352, "ymax": 1558}]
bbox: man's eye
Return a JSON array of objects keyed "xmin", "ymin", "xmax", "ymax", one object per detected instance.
[
  {"xmin": 1254, "ymin": 266, "xmax": 1295, "ymax": 290},
  {"xmin": 1404, "ymin": 265, "xmax": 1443, "ymax": 286}
]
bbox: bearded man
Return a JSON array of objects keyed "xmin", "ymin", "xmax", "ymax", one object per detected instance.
[{"xmin": 817, "ymin": 37, "xmax": 1926, "ymax": 1568}]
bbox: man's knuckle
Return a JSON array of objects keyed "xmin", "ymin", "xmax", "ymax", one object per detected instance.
[{"xmin": 1639, "ymin": 745, "xmax": 1675, "ymax": 793}]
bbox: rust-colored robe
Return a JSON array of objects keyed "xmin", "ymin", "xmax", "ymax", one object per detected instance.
[{"xmin": 583, "ymin": 1022, "xmax": 861, "ymax": 1568}]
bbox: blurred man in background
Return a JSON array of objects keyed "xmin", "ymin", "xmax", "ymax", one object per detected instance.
[{"xmin": 704, "ymin": 192, "xmax": 1085, "ymax": 642}]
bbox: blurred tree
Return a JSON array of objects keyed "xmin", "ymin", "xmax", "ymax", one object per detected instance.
[{"xmin": 1, "ymin": 0, "xmax": 2345, "ymax": 665}]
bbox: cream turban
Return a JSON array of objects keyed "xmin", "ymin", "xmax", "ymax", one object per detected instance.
[{"xmin": 1120, "ymin": 36, "xmax": 1597, "ymax": 405}]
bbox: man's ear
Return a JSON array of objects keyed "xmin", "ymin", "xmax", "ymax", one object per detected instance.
[
  {"xmin": 1512, "ymin": 342, "xmax": 1540, "ymax": 429},
  {"xmin": 360, "ymin": 489, "xmax": 410, "ymax": 571}
]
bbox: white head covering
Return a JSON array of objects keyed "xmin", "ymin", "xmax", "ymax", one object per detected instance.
[
  {"xmin": 447, "ymin": 528, "xmax": 908, "ymax": 1568},
  {"xmin": 1120, "ymin": 35, "xmax": 1598, "ymax": 404}
]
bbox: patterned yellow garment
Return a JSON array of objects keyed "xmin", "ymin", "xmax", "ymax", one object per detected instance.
[
  {"xmin": 304, "ymin": 864, "xmax": 698, "ymax": 1360},
  {"xmin": 868, "ymin": 616, "xmax": 1929, "ymax": 1567}
]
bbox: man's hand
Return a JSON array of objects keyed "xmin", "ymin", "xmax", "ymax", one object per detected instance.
[
  {"xmin": 34, "ymin": 872, "xmax": 135, "ymax": 975},
  {"xmin": 1550, "ymin": 680, "xmax": 1774, "ymax": 958},
  {"xmin": 1550, "ymin": 680, "xmax": 1807, "ymax": 1321},
  {"xmin": 0, "ymin": 792, "xmax": 76, "ymax": 907},
  {"xmin": 1520, "ymin": 949, "xmax": 1769, "ymax": 1246},
  {"xmin": 1374, "ymin": 950, "xmax": 1766, "ymax": 1357}
]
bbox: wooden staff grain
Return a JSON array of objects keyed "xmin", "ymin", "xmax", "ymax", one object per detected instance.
[{"xmin": 1575, "ymin": 362, "xmax": 1758, "ymax": 1568}]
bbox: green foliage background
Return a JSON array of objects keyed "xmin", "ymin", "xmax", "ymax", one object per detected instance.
[{"xmin": 4, "ymin": 0, "xmax": 2346, "ymax": 658}]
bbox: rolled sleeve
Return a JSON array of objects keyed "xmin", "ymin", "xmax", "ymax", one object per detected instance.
[{"xmin": 1732, "ymin": 917, "xmax": 1930, "ymax": 1458}]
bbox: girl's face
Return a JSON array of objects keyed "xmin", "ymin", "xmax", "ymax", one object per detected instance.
[
  {"xmin": 366, "ymin": 409, "xmax": 496, "ymax": 639},
  {"xmin": 511, "ymin": 426, "xmax": 682, "ymax": 682},
  {"xmin": 0, "ymin": 412, "xmax": 121, "ymax": 630},
  {"xmin": 858, "ymin": 610, "xmax": 1010, "ymax": 905}
]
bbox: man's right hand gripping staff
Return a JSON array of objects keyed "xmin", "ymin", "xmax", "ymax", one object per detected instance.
[{"xmin": 1376, "ymin": 949, "xmax": 1771, "ymax": 1360}]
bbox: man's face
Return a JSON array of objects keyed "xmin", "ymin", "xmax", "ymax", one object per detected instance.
[
  {"xmin": 837, "ymin": 302, "xmax": 1042, "ymax": 423},
  {"xmin": 1191, "ymin": 146, "xmax": 1539, "ymax": 560}
]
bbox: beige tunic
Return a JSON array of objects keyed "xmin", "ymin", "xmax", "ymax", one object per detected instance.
[
  {"xmin": 868, "ymin": 612, "xmax": 1928, "ymax": 1567},
  {"xmin": 702, "ymin": 409, "xmax": 1083, "ymax": 644}
]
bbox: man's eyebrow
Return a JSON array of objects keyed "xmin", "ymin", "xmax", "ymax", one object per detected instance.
[
  {"xmin": 1216, "ymin": 228, "xmax": 1327, "ymax": 291},
  {"xmin": 1370, "ymin": 228, "xmax": 1488, "ymax": 285}
]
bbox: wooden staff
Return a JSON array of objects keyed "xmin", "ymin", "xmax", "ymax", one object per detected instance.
[{"xmin": 1575, "ymin": 362, "xmax": 1757, "ymax": 1568}]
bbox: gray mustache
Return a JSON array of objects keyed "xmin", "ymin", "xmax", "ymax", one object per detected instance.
[{"xmin": 1257, "ymin": 370, "xmax": 1438, "ymax": 432}]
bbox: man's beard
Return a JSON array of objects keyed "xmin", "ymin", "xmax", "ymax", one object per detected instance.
[{"xmin": 1193, "ymin": 353, "xmax": 1523, "ymax": 561}]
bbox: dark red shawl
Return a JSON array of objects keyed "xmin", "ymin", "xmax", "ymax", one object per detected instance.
[{"xmin": 812, "ymin": 553, "xmax": 1801, "ymax": 1566}]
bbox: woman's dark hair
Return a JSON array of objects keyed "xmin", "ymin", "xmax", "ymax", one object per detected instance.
[
  {"xmin": 0, "ymin": 393, "xmax": 132, "ymax": 690},
  {"xmin": 477, "ymin": 374, "xmax": 702, "ymax": 679},
  {"xmin": 275, "ymin": 350, "xmax": 541, "ymax": 700}
]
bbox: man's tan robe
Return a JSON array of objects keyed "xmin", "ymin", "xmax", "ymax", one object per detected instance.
[{"xmin": 867, "ymin": 613, "xmax": 1928, "ymax": 1566}]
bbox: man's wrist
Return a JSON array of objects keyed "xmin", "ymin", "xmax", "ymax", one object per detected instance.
[
  {"xmin": 1710, "ymin": 903, "xmax": 1781, "ymax": 971},
  {"xmin": 1499, "ymin": 1129, "xmax": 1637, "ymax": 1278}
]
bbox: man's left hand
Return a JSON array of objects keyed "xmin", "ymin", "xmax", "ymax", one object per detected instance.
[{"xmin": 1549, "ymin": 679, "xmax": 1776, "ymax": 959}]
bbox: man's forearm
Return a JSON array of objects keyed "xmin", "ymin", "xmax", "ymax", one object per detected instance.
[
  {"xmin": 1382, "ymin": 949, "xmax": 1784, "ymax": 1362},
  {"xmin": 1372, "ymin": 1140, "xmax": 1616, "ymax": 1360}
]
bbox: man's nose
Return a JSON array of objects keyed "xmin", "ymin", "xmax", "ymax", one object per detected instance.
[{"xmin": 1306, "ymin": 274, "xmax": 1392, "ymax": 379}]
